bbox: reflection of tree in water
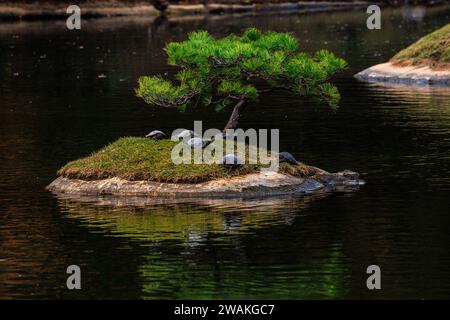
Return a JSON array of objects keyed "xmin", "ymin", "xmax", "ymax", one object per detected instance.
[
  {"xmin": 55, "ymin": 192, "xmax": 349, "ymax": 298},
  {"xmin": 138, "ymin": 236, "xmax": 347, "ymax": 299}
]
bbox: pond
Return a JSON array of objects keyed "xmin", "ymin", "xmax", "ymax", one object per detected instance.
[{"xmin": 0, "ymin": 6, "xmax": 450, "ymax": 299}]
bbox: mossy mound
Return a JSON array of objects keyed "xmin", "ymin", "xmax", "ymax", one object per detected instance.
[
  {"xmin": 58, "ymin": 137, "xmax": 317, "ymax": 184},
  {"xmin": 391, "ymin": 23, "xmax": 450, "ymax": 70}
]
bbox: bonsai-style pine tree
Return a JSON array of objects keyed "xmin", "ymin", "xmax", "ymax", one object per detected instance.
[{"xmin": 136, "ymin": 28, "xmax": 347, "ymax": 131}]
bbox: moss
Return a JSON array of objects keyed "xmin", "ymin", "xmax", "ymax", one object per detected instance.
[
  {"xmin": 391, "ymin": 23, "xmax": 450, "ymax": 70},
  {"xmin": 58, "ymin": 137, "xmax": 317, "ymax": 183}
]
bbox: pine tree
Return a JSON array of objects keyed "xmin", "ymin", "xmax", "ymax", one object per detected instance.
[{"xmin": 136, "ymin": 28, "xmax": 347, "ymax": 131}]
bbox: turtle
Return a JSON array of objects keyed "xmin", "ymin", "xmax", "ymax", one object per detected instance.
[
  {"xmin": 279, "ymin": 151, "xmax": 299, "ymax": 165},
  {"xmin": 221, "ymin": 154, "xmax": 244, "ymax": 166},
  {"xmin": 173, "ymin": 129, "xmax": 198, "ymax": 141},
  {"xmin": 185, "ymin": 137, "xmax": 213, "ymax": 149},
  {"xmin": 145, "ymin": 130, "xmax": 167, "ymax": 140}
]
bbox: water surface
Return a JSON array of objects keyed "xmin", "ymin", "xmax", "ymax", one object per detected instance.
[{"xmin": 0, "ymin": 6, "xmax": 450, "ymax": 299}]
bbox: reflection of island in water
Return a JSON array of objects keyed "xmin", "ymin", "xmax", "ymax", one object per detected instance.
[
  {"xmin": 55, "ymin": 192, "xmax": 354, "ymax": 299},
  {"xmin": 56, "ymin": 192, "xmax": 335, "ymax": 242}
]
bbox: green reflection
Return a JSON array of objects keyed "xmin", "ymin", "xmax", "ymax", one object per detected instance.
[
  {"xmin": 139, "ymin": 243, "xmax": 347, "ymax": 299},
  {"xmin": 56, "ymin": 193, "xmax": 349, "ymax": 299}
]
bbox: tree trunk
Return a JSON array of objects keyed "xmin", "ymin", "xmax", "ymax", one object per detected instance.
[
  {"xmin": 223, "ymin": 99, "xmax": 246, "ymax": 132},
  {"xmin": 153, "ymin": 0, "xmax": 169, "ymax": 12}
]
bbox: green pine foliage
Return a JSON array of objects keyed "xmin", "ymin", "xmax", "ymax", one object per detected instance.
[{"xmin": 136, "ymin": 28, "xmax": 347, "ymax": 112}]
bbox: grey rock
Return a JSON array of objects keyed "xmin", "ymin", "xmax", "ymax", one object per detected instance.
[
  {"xmin": 47, "ymin": 168, "xmax": 366, "ymax": 199},
  {"xmin": 355, "ymin": 65, "xmax": 450, "ymax": 86}
]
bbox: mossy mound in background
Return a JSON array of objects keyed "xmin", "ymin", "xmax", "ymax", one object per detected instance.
[{"xmin": 391, "ymin": 23, "xmax": 450, "ymax": 70}]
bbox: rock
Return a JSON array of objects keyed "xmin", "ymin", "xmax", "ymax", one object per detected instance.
[
  {"xmin": 336, "ymin": 169, "xmax": 360, "ymax": 180},
  {"xmin": 355, "ymin": 62, "xmax": 450, "ymax": 86},
  {"xmin": 316, "ymin": 170, "xmax": 365, "ymax": 187},
  {"xmin": 46, "ymin": 168, "xmax": 365, "ymax": 198}
]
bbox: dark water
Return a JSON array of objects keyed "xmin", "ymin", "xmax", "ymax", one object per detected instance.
[{"xmin": 1, "ymin": 6, "xmax": 450, "ymax": 299}]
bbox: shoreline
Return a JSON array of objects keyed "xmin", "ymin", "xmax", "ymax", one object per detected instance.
[
  {"xmin": 0, "ymin": 3, "xmax": 159, "ymax": 20},
  {"xmin": 0, "ymin": 1, "xmax": 370, "ymax": 20},
  {"xmin": 355, "ymin": 62, "xmax": 450, "ymax": 86},
  {"xmin": 166, "ymin": 1, "xmax": 369, "ymax": 16},
  {"xmin": 47, "ymin": 169, "xmax": 364, "ymax": 198}
]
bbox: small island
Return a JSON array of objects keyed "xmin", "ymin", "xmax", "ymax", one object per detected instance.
[
  {"xmin": 47, "ymin": 137, "xmax": 364, "ymax": 197},
  {"xmin": 48, "ymin": 29, "xmax": 364, "ymax": 198},
  {"xmin": 355, "ymin": 23, "xmax": 450, "ymax": 85}
]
